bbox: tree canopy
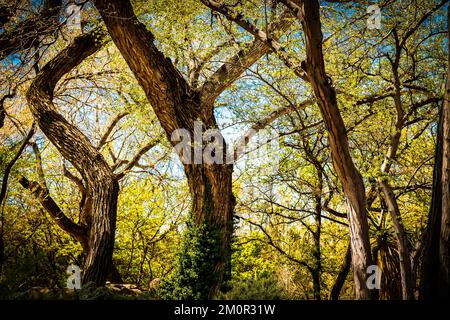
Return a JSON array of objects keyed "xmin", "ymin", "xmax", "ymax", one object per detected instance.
[{"xmin": 0, "ymin": 0, "xmax": 449, "ymax": 300}]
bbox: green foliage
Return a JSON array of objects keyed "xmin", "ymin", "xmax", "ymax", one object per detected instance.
[
  {"xmin": 231, "ymin": 235, "xmax": 277, "ymax": 281},
  {"xmin": 159, "ymin": 219, "xmax": 223, "ymax": 300},
  {"xmin": 217, "ymin": 277, "xmax": 287, "ymax": 300}
]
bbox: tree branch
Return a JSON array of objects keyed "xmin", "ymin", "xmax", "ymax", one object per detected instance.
[
  {"xmin": 97, "ymin": 111, "xmax": 129, "ymax": 150},
  {"xmin": 115, "ymin": 139, "xmax": 160, "ymax": 180},
  {"xmin": 200, "ymin": 5, "xmax": 294, "ymax": 107},
  {"xmin": 0, "ymin": 123, "xmax": 36, "ymax": 208},
  {"xmin": 0, "ymin": 0, "xmax": 62, "ymax": 60},
  {"xmin": 18, "ymin": 176, "xmax": 88, "ymax": 246}
]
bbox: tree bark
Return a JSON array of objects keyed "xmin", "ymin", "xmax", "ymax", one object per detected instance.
[
  {"xmin": 297, "ymin": 0, "xmax": 374, "ymax": 299},
  {"xmin": 420, "ymin": 5, "xmax": 450, "ymax": 300},
  {"xmin": 26, "ymin": 28, "xmax": 118, "ymax": 286},
  {"xmin": 440, "ymin": 4, "xmax": 450, "ymax": 298},
  {"xmin": 379, "ymin": 181, "xmax": 415, "ymax": 299},
  {"xmin": 420, "ymin": 107, "xmax": 443, "ymax": 299}
]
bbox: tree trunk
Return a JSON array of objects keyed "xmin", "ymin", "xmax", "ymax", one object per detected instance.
[
  {"xmin": 26, "ymin": 28, "xmax": 118, "ymax": 286},
  {"xmin": 186, "ymin": 164, "xmax": 235, "ymax": 297},
  {"xmin": 379, "ymin": 181, "xmax": 415, "ymax": 299},
  {"xmin": 312, "ymin": 167, "xmax": 323, "ymax": 300},
  {"xmin": 420, "ymin": 106, "xmax": 443, "ymax": 299},
  {"xmin": 93, "ymin": 0, "xmax": 239, "ymax": 297},
  {"xmin": 80, "ymin": 179, "xmax": 119, "ymax": 285},
  {"xmin": 440, "ymin": 4, "xmax": 450, "ymax": 296},
  {"xmin": 297, "ymin": 0, "xmax": 374, "ymax": 299},
  {"xmin": 330, "ymin": 243, "xmax": 352, "ymax": 300},
  {"xmin": 0, "ymin": 233, "xmax": 4, "ymax": 274},
  {"xmin": 420, "ymin": 6, "xmax": 450, "ymax": 300}
]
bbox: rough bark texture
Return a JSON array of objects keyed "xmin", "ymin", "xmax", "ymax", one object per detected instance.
[
  {"xmin": 297, "ymin": 0, "xmax": 373, "ymax": 299},
  {"xmin": 92, "ymin": 0, "xmax": 239, "ymax": 298},
  {"xmin": 26, "ymin": 28, "xmax": 118, "ymax": 286},
  {"xmin": 420, "ymin": 108, "xmax": 443, "ymax": 299},
  {"xmin": 420, "ymin": 6, "xmax": 450, "ymax": 300},
  {"xmin": 379, "ymin": 181, "xmax": 414, "ymax": 299},
  {"xmin": 440, "ymin": 5, "xmax": 450, "ymax": 298}
]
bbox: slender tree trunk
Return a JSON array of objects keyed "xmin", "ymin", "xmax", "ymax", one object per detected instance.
[
  {"xmin": 379, "ymin": 181, "xmax": 415, "ymax": 299},
  {"xmin": 0, "ymin": 232, "xmax": 4, "ymax": 274},
  {"xmin": 312, "ymin": 169, "xmax": 323, "ymax": 300},
  {"xmin": 330, "ymin": 244, "xmax": 352, "ymax": 300},
  {"xmin": 297, "ymin": 0, "xmax": 373, "ymax": 299}
]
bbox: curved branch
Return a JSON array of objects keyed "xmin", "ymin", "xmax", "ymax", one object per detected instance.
[
  {"xmin": 19, "ymin": 176, "xmax": 88, "ymax": 247},
  {"xmin": 26, "ymin": 27, "xmax": 112, "ymax": 185}
]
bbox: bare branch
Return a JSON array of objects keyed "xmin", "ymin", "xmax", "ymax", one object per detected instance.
[
  {"xmin": 115, "ymin": 139, "xmax": 161, "ymax": 180},
  {"xmin": 97, "ymin": 111, "xmax": 129, "ymax": 150},
  {"xmin": 200, "ymin": 6, "xmax": 294, "ymax": 107}
]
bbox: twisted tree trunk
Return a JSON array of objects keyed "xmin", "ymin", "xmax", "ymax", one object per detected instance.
[{"xmin": 26, "ymin": 28, "xmax": 118, "ymax": 286}]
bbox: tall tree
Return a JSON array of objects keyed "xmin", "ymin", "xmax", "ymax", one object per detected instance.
[
  {"xmin": 92, "ymin": 0, "xmax": 291, "ymax": 298},
  {"xmin": 420, "ymin": 3, "xmax": 450, "ymax": 300},
  {"xmin": 202, "ymin": 0, "xmax": 375, "ymax": 299},
  {"xmin": 24, "ymin": 28, "xmax": 121, "ymax": 286}
]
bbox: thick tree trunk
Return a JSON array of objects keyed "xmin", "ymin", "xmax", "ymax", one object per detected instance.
[
  {"xmin": 440, "ymin": 9, "xmax": 450, "ymax": 295},
  {"xmin": 80, "ymin": 179, "xmax": 119, "ymax": 285},
  {"xmin": 186, "ymin": 164, "xmax": 234, "ymax": 298},
  {"xmin": 94, "ymin": 0, "xmax": 292, "ymax": 297},
  {"xmin": 420, "ymin": 108, "xmax": 443, "ymax": 299},
  {"xmin": 420, "ymin": 6, "xmax": 450, "ymax": 300},
  {"xmin": 298, "ymin": 0, "xmax": 373, "ymax": 299},
  {"xmin": 93, "ymin": 0, "xmax": 239, "ymax": 297},
  {"xmin": 26, "ymin": 29, "xmax": 118, "ymax": 286}
]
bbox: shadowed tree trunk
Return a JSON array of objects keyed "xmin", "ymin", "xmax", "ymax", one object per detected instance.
[
  {"xmin": 420, "ymin": 108, "xmax": 443, "ymax": 299},
  {"xmin": 420, "ymin": 5, "xmax": 450, "ymax": 300},
  {"xmin": 330, "ymin": 244, "xmax": 351, "ymax": 300},
  {"xmin": 440, "ymin": 5, "xmax": 450, "ymax": 298}
]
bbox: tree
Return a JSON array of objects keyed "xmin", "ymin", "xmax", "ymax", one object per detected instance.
[
  {"xmin": 23, "ymin": 28, "xmax": 121, "ymax": 286},
  {"xmin": 421, "ymin": 3, "xmax": 450, "ymax": 300},
  {"xmin": 91, "ymin": 0, "xmax": 292, "ymax": 298}
]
